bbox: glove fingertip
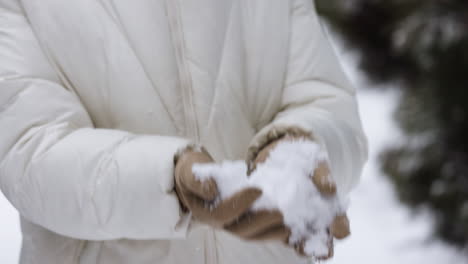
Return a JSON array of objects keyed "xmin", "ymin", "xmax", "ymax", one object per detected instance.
[
  {"xmin": 312, "ymin": 163, "xmax": 337, "ymax": 196},
  {"xmin": 243, "ymin": 187, "xmax": 263, "ymax": 202},
  {"xmin": 331, "ymin": 214, "xmax": 351, "ymax": 239}
]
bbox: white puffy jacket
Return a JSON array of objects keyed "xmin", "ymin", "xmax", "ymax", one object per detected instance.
[{"xmin": 0, "ymin": 0, "xmax": 367, "ymax": 263}]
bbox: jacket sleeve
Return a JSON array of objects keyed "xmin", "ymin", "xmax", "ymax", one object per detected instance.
[
  {"xmin": 0, "ymin": 3, "xmax": 191, "ymax": 240},
  {"xmin": 247, "ymin": 0, "xmax": 368, "ymax": 195}
]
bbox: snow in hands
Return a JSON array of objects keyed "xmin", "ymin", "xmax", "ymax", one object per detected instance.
[{"xmin": 193, "ymin": 140, "xmax": 348, "ymax": 259}]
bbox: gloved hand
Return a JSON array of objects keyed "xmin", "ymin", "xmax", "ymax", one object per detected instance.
[
  {"xmin": 244, "ymin": 135, "xmax": 350, "ymax": 260},
  {"xmin": 175, "ymin": 147, "xmax": 295, "ymax": 243},
  {"xmin": 174, "ymin": 147, "xmax": 262, "ymax": 228}
]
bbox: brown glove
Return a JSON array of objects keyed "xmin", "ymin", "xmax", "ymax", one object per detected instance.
[
  {"xmin": 174, "ymin": 147, "xmax": 262, "ymax": 228},
  {"xmin": 241, "ymin": 135, "xmax": 350, "ymax": 260}
]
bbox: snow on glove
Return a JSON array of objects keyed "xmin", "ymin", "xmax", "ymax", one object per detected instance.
[
  {"xmin": 222, "ymin": 138, "xmax": 335, "ymax": 244},
  {"xmin": 174, "ymin": 147, "xmax": 262, "ymax": 227},
  {"xmin": 255, "ymin": 136, "xmax": 350, "ymax": 236},
  {"xmin": 252, "ymin": 136, "xmax": 350, "ymax": 259},
  {"xmin": 193, "ymin": 138, "xmax": 350, "ymax": 261}
]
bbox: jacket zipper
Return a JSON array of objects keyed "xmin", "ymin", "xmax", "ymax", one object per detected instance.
[
  {"xmin": 165, "ymin": 1, "xmax": 213, "ymax": 263},
  {"xmin": 165, "ymin": 0, "xmax": 200, "ymax": 142}
]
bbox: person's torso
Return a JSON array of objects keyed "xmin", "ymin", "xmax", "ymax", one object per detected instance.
[
  {"xmin": 18, "ymin": 0, "xmax": 311, "ymax": 263},
  {"xmin": 23, "ymin": 0, "xmax": 292, "ymax": 160}
]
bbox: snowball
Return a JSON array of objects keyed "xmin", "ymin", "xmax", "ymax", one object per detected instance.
[{"xmin": 192, "ymin": 140, "xmax": 348, "ymax": 260}]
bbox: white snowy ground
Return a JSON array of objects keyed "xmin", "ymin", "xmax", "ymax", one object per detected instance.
[{"xmin": 0, "ymin": 42, "xmax": 467, "ymax": 264}]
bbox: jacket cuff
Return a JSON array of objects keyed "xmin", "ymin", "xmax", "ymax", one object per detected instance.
[{"xmin": 173, "ymin": 143, "xmax": 209, "ymax": 166}]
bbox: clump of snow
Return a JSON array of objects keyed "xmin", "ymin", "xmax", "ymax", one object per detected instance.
[{"xmin": 192, "ymin": 140, "xmax": 348, "ymax": 259}]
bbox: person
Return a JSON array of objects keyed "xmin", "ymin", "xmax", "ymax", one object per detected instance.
[{"xmin": 0, "ymin": 0, "xmax": 368, "ymax": 263}]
